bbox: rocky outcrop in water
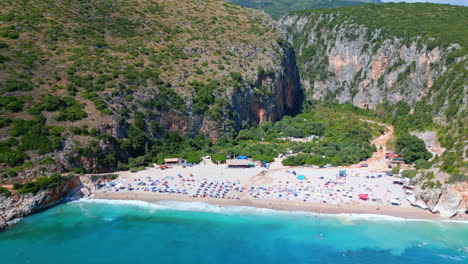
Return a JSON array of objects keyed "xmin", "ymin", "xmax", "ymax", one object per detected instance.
[
  {"xmin": 0, "ymin": 176, "xmax": 94, "ymax": 231},
  {"xmin": 411, "ymin": 181, "xmax": 468, "ymax": 218},
  {"xmin": 279, "ymin": 14, "xmax": 459, "ymax": 110},
  {"xmin": 228, "ymin": 43, "xmax": 304, "ymax": 130},
  {"xmin": 0, "ymin": 0, "xmax": 305, "ymax": 182}
]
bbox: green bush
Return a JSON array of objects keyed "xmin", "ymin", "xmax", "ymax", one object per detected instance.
[
  {"xmin": 38, "ymin": 96, "xmax": 88, "ymax": 121},
  {"xmin": 0, "ymin": 186, "xmax": 11, "ymax": 197},
  {"xmin": 211, "ymin": 154, "xmax": 227, "ymax": 163},
  {"xmin": 19, "ymin": 133, "xmax": 54, "ymax": 154},
  {"xmin": 13, "ymin": 182, "xmax": 22, "ymax": 190},
  {"xmin": 414, "ymin": 159, "xmax": 432, "ymax": 170},
  {"xmin": 395, "ymin": 134, "xmax": 431, "ymax": 163},
  {"xmin": 2, "ymin": 79, "xmax": 34, "ymax": 92},
  {"xmin": 17, "ymin": 173, "xmax": 64, "ymax": 194},
  {"xmin": 0, "ymin": 96, "xmax": 24, "ymax": 112},
  {"xmin": 55, "ymin": 107, "xmax": 87, "ymax": 121},
  {"xmin": 130, "ymin": 166, "xmax": 146, "ymax": 173},
  {"xmin": 0, "ymin": 146, "xmax": 28, "ymax": 166}
]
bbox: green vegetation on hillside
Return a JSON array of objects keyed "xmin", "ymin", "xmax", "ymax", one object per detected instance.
[
  {"xmin": 57, "ymin": 103, "xmax": 382, "ymax": 172},
  {"xmin": 289, "ymin": 3, "xmax": 467, "ymax": 177},
  {"xmin": 0, "ymin": 0, "xmax": 294, "ymax": 183},
  {"xmin": 225, "ymin": 0, "xmax": 380, "ymax": 18},
  {"xmin": 13, "ymin": 173, "xmax": 67, "ymax": 194},
  {"xmin": 293, "ymin": 3, "xmax": 468, "ymax": 50},
  {"xmin": 0, "ymin": 186, "xmax": 11, "ymax": 197},
  {"xmin": 395, "ymin": 134, "xmax": 431, "ymax": 164},
  {"xmin": 0, "ymin": 1, "xmax": 465, "ymax": 187}
]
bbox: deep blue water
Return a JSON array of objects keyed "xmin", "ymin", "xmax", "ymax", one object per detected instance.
[{"xmin": 0, "ymin": 199, "xmax": 467, "ymax": 264}]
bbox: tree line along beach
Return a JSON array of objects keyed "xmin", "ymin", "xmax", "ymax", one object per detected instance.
[{"xmin": 90, "ymin": 157, "xmax": 458, "ymax": 221}]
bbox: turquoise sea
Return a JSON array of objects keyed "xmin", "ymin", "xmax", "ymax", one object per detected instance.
[{"xmin": 0, "ymin": 199, "xmax": 467, "ymax": 264}]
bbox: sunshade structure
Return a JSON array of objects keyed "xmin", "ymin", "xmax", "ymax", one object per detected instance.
[{"xmin": 226, "ymin": 159, "xmax": 253, "ymax": 168}]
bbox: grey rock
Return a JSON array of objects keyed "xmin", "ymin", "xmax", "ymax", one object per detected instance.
[
  {"xmin": 279, "ymin": 14, "xmax": 449, "ymax": 109},
  {"xmin": 417, "ymin": 188, "xmax": 442, "ymax": 211}
]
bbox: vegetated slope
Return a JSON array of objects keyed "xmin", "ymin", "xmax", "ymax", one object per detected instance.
[
  {"xmin": 0, "ymin": 0, "xmax": 303, "ymax": 182},
  {"xmin": 224, "ymin": 0, "xmax": 381, "ymax": 18},
  {"xmin": 281, "ymin": 3, "xmax": 467, "ymax": 177}
]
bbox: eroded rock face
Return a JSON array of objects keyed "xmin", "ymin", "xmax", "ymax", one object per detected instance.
[
  {"xmin": 416, "ymin": 188, "xmax": 442, "ymax": 211},
  {"xmin": 433, "ymin": 185, "xmax": 462, "ymax": 218},
  {"xmin": 279, "ymin": 14, "xmax": 456, "ymax": 109},
  {"xmin": 229, "ymin": 44, "xmax": 304, "ymax": 130},
  {"xmin": 0, "ymin": 176, "xmax": 94, "ymax": 231}
]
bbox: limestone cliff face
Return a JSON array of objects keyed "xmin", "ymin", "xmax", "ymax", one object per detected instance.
[
  {"xmin": 279, "ymin": 12, "xmax": 467, "ymax": 218},
  {"xmin": 279, "ymin": 14, "xmax": 458, "ymax": 110},
  {"xmin": 0, "ymin": 176, "xmax": 94, "ymax": 231},
  {"xmin": 108, "ymin": 41, "xmax": 304, "ymax": 142},
  {"xmin": 228, "ymin": 44, "xmax": 303, "ymax": 130}
]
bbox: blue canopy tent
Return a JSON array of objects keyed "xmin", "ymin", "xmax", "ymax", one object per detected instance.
[
  {"xmin": 237, "ymin": 156, "xmax": 247, "ymax": 160},
  {"xmin": 297, "ymin": 175, "xmax": 305, "ymax": 180}
]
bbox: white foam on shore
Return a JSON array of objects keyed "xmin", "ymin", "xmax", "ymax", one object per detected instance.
[
  {"xmin": 7, "ymin": 218, "xmax": 22, "ymax": 225},
  {"xmin": 74, "ymin": 198, "xmax": 165, "ymax": 210},
  {"xmin": 72, "ymin": 198, "xmax": 466, "ymax": 223}
]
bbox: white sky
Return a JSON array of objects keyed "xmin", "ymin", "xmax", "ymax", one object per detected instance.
[{"xmin": 380, "ymin": 0, "xmax": 468, "ymax": 6}]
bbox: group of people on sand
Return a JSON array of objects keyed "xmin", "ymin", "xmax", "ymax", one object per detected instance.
[
  {"xmin": 246, "ymin": 171, "xmax": 402, "ymax": 206},
  {"xmin": 98, "ymin": 167, "xmax": 406, "ymax": 207},
  {"xmin": 99, "ymin": 174, "xmax": 244, "ymax": 200}
]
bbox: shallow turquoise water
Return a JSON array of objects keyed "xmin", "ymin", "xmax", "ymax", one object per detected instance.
[{"xmin": 1, "ymin": 200, "xmax": 467, "ymax": 264}]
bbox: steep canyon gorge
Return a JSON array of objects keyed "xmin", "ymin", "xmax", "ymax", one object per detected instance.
[{"xmin": 0, "ymin": 2, "xmax": 467, "ymax": 226}]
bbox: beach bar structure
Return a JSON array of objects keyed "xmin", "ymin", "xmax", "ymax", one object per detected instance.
[
  {"xmin": 164, "ymin": 158, "xmax": 182, "ymax": 165},
  {"xmin": 391, "ymin": 157, "xmax": 405, "ymax": 164},
  {"xmin": 226, "ymin": 159, "xmax": 253, "ymax": 168}
]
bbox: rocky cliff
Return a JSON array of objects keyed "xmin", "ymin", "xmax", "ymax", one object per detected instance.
[
  {"xmin": 412, "ymin": 180, "xmax": 468, "ymax": 218},
  {"xmin": 0, "ymin": 176, "xmax": 94, "ymax": 231},
  {"xmin": 280, "ymin": 13, "xmax": 459, "ymax": 111},
  {"xmin": 279, "ymin": 3, "xmax": 468, "ymax": 217}
]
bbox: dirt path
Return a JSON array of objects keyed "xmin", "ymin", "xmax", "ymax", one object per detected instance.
[
  {"xmin": 349, "ymin": 120, "xmax": 394, "ymax": 171},
  {"xmin": 0, "ymin": 184, "xmax": 14, "ymax": 191},
  {"xmin": 244, "ymin": 120, "xmax": 395, "ymax": 185}
]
